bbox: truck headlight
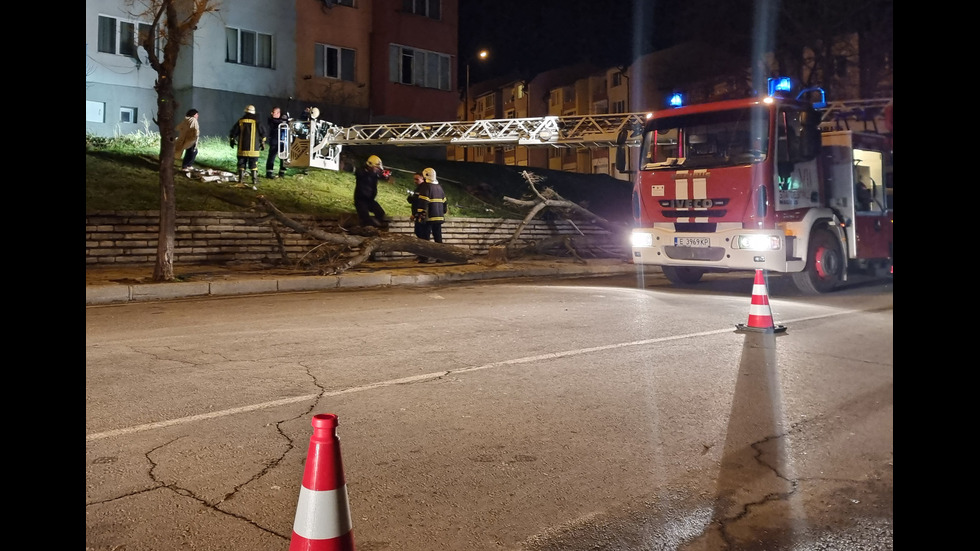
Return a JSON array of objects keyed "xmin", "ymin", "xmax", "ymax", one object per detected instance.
[
  {"xmin": 734, "ymin": 234, "xmax": 781, "ymax": 250},
  {"xmin": 631, "ymin": 232, "xmax": 653, "ymax": 248}
]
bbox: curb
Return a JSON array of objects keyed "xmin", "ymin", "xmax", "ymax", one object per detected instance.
[{"xmin": 86, "ymin": 261, "xmax": 643, "ymax": 306}]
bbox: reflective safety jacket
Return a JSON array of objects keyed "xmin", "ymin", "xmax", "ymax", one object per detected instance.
[
  {"xmin": 409, "ymin": 182, "xmax": 447, "ymax": 223},
  {"xmin": 229, "ymin": 114, "xmax": 266, "ymax": 158}
]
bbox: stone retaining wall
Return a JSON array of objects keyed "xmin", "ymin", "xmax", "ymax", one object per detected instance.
[{"xmin": 85, "ymin": 211, "xmax": 627, "ymax": 265}]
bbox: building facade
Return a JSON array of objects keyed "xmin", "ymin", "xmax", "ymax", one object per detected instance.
[
  {"xmin": 87, "ymin": 2, "xmax": 889, "ymax": 182},
  {"xmin": 85, "ymin": 0, "xmax": 459, "ymax": 138}
]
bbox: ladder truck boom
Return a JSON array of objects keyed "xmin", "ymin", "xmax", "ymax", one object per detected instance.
[
  {"xmin": 279, "ymin": 113, "xmax": 650, "ymax": 171},
  {"xmin": 817, "ymin": 98, "xmax": 892, "ymax": 133}
]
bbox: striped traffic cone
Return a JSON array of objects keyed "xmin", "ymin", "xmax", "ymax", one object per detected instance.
[
  {"xmin": 735, "ymin": 269, "xmax": 786, "ymax": 334},
  {"xmin": 289, "ymin": 413, "xmax": 355, "ymax": 551}
]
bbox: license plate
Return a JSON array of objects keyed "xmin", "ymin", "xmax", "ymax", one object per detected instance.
[{"xmin": 675, "ymin": 237, "xmax": 710, "ymax": 247}]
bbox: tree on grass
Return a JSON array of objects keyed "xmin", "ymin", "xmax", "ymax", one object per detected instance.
[{"xmin": 131, "ymin": 0, "xmax": 221, "ymax": 281}]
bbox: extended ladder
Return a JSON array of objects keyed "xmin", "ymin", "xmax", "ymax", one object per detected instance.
[
  {"xmin": 818, "ymin": 98, "xmax": 892, "ymax": 133},
  {"xmin": 281, "ymin": 113, "xmax": 650, "ymax": 170}
]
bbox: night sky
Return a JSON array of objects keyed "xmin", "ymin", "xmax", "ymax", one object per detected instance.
[{"xmin": 457, "ymin": 0, "xmax": 676, "ymax": 86}]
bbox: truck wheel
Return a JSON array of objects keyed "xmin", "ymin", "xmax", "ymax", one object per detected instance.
[
  {"xmin": 662, "ymin": 266, "xmax": 704, "ymax": 285},
  {"xmin": 792, "ymin": 230, "xmax": 843, "ymax": 294}
]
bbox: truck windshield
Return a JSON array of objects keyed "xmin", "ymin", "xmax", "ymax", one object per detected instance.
[{"xmin": 640, "ymin": 106, "xmax": 770, "ymax": 170}]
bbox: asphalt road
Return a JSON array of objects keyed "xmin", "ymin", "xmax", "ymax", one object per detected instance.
[{"xmin": 85, "ymin": 273, "xmax": 893, "ymax": 550}]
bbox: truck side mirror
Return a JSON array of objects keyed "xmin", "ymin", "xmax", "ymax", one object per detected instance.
[{"xmin": 615, "ymin": 128, "xmax": 631, "ymax": 173}]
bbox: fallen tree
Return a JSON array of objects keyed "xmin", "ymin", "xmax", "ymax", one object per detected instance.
[
  {"xmin": 500, "ymin": 171, "xmax": 630, "ymax": 262},
  {"xmin": 254, "ymin": 196, "xmax": 473, "ymax": 274}
]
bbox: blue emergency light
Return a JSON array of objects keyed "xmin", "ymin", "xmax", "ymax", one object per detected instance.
[
  {"xmin": 668, "ymin": 93, "xmax": 684, "ymax": 107},
  {"xmin": 767, "ymin": 77, "xmax": 793, "ymax": 96}
]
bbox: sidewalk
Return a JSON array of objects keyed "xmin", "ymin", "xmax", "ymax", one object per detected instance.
[{"xmin": 85, "ymin": 257, "xmax": 640, "ymax": 305}]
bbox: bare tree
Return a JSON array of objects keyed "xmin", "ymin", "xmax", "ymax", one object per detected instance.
[
  {"xmin": 131, "ymin": 0, "xmax": 221, "ymax": 281},
  {"xmin": 501, "ymin": 171, "xmax": 629, "ymax": 262},
  {"xmin": 254, "ymin": 197, "xmax": 474, "ymax": 272}
]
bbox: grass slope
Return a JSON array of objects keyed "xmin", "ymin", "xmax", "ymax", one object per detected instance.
[{"xmin": 86, "ymin": 134, "xmax": 633, "ymax": 223}]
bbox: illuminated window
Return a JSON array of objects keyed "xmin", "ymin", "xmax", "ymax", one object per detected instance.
[{"xmin": 226, "ymin": 27, "xmax": 274, "ymax": 68}]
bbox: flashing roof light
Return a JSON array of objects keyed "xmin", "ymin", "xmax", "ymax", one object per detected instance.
[
  {"xmin": 767, "ymin": 77, "xmax": 793, "ymax": 96},
  {"xmin": 668, "ymin": 93, "xmax": 684, "ymax": 108}
]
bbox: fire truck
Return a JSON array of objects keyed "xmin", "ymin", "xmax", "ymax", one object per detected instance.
[
  {"xmin": 277, "ymin": 79, "xmax": 891, "ymax": 295},
  {"xmin": 617, "ymin": 78, "xmax": 892, "ymax": 294}
]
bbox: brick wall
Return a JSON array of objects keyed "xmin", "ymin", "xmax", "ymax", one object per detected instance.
[{"xmin": 85, "ymin": 211, "xmax": 628, "ymax": 265}]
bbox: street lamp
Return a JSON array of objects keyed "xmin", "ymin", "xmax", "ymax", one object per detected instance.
[{"xmin": 464, "ymin": 49, "xmax": 488, "ymax": 161}]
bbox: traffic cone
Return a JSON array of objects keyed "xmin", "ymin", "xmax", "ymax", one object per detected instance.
[
  {"xmin": 289, "ymin": 413, "xmax": 354, "ymax": 551},
  {"xmin": 735, "ymin": 269, "xmax": 786, "ymax": 334}
]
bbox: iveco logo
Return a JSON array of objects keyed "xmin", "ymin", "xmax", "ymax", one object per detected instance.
[{"xmin": 660, "ymin": 198, "xmax": 725, "ymax": 208}]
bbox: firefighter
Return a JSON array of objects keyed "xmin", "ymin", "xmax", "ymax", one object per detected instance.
[
  {"xmin": 353, "ymin": 155, "xmax": 392, "ymax": 227},
  {"xmin": 407, "ymin": 167, "xmax": 448, "ymax": 262},
  {"xmin": 265, "ymin": 106, "xmax": 288, "ymax": 179},
  {"xmin": 229, "ymin": 105, "xmax": 267, "ymax": 188}
]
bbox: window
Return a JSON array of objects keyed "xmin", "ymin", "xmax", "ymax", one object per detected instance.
[
  {"xmin": 315, "ymin": 43, "xmax": 355, "ymax": 81},
  {"xmin": 611, "ymin": 72, "xmax": 623, "ymax": 87},
  {"xmin": 98, "ymin": 15, "xmax": 156, "ymax": 58},
  {"xmin": 119, "ymin": 107, "xmax": 137, "ymax": 123},
  {"xmin": 612, "ymin": 100, "xmax": 626, "ymax": 113},
  {"xmin": 403, "ymin": 0, "xmax": 440, "ymax": 19},
  {"xmin": 226, "ymin": 27, "xmax": 274, "ymax": 68},
  {"xmin": 389, "ymin": 45, "xmax": 451, "ymax": 91},
  {"xmin": 86, "ymin": 101, "xmax": 105, "ymax": 123}
]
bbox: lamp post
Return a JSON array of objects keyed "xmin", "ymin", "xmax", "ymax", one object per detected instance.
[{"xmin": 464, "ymin": 49, "xmax": 488, "ymax": 161}]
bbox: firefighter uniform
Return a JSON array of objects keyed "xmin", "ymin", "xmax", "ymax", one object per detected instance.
[
  {"xmin": 407, "ymin": 167, "xmax": 447, "ymax": 262},
  {"xmin": 353, "ymin": 155, "xmax": 392, "ymax": 227},
  {"xmin": 229, "ymin": 105, "xmax": 266, "ymax": 186}
]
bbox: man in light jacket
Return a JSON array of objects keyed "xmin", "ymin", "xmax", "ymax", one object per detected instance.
[{"xmin": 174, "ymin": 109, "xmax": 200, "ymax": 171}]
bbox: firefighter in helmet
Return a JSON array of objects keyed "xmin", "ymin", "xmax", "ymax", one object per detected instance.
[
  {"xmin": 407, "ymin": 167, "xmax": 448, "ymax": 262},
  {"xmin": 353, "ymin": 155, "xmax": 392, "ymax": 228},
  {"xmin": 229, "ymin": 104, "xmax": 267, "ymax": 188}
]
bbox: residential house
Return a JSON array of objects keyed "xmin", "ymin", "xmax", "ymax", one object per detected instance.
[{"xmin": 86, "ymin": 0, "xmax": 459, "ymax": 140}]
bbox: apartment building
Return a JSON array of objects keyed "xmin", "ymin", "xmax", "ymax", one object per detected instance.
[
  {"xmin": 454, "ymin": 36, "xmax": 891, "ymax": 180},
  {"xmin": 85, "ymin": 0, "xmax": 459, "ymax": 139}
]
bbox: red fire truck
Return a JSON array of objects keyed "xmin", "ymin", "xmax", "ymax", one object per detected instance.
[{"xmin": 618, "ymin": 78, "xmax": 892, "ymax": 293}]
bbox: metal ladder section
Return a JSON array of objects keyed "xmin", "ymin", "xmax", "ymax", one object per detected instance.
[
  {"xmin": 310, "ymin": 112, "xmax": 651, "ymax": 150},
  {"xmin": 818, "ymin": 98, "xmax": 892, "ymax": 133}
]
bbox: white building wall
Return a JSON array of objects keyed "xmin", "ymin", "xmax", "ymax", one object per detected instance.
[
  {"xmin": 86, "ymin": 0, "xmax": 297, "ymax": 138},
  {"xmin": 85, "ymin": 0, "xmax": 163, "ymax": 136}
]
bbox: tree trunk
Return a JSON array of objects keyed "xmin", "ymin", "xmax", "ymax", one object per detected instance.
[
  {"xmin": 153, "ymin": 78, "xmax": 178, "ymax": 281},
  {"xmin": 256, "ymin": 197, "xmax": 474, "ymax": 273}
]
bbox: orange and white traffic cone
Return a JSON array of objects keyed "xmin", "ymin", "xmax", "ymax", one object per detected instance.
[
  {"xmin": 289, "ymin": 413, "xmax": 354, "ymax": 551},
  {"xmin": 735, "ymin": 269, "xmax": 786, "ymax": 334}
]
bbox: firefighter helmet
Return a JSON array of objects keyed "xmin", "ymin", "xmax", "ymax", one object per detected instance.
[
  {"xmin": 245, "ymin": 105, "xmax": 256, "ymax": 114},
  {"xmin": 366, "ymin": 155, "xmax": 384, "ymax": 169},
  {"xmin": 422, "ymin": 167, "xmax": 438, "ymax": 183}
]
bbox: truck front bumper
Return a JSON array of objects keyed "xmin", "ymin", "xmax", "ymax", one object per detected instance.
[{"xmin": 630, "ymin": 227, "xmax": 791, "ymax": 273}]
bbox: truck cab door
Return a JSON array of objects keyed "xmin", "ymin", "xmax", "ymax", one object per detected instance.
[{"xmin": 851, "ymin": 149, "xmax": 891, "ymax": 260}]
